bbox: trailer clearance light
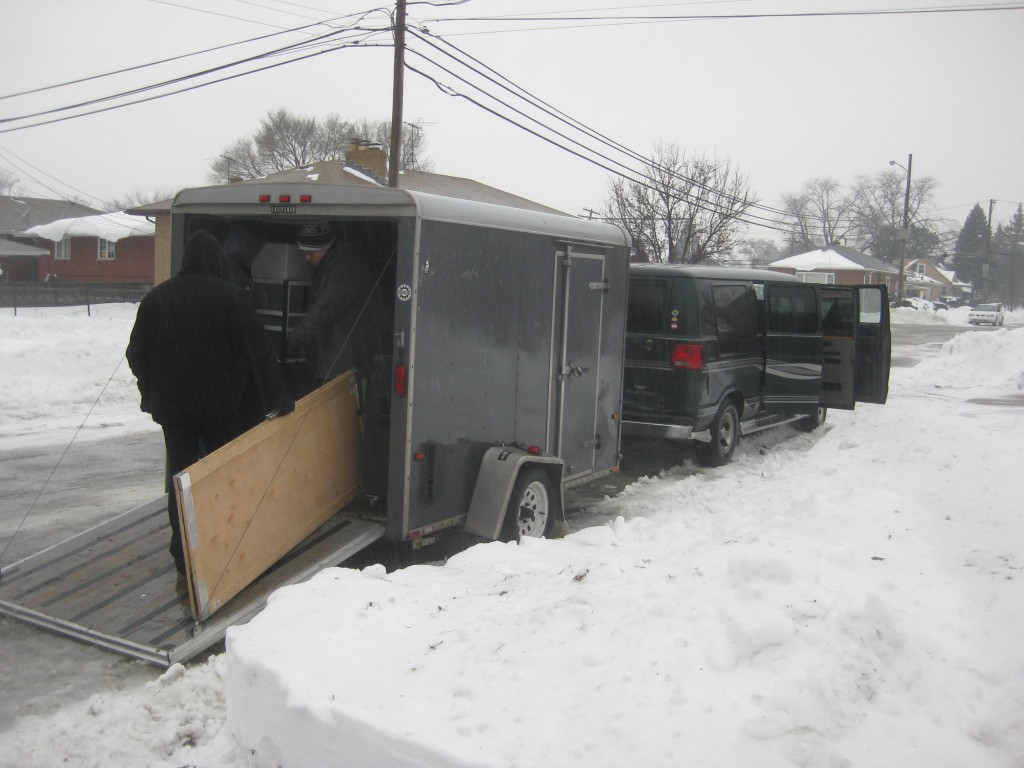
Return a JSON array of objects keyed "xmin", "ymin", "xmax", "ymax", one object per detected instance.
[
  {"xmin": 258, "ymin": 195, "xmax": 271, "ymax": 203},
  {"xmin": 671, "ymin": 343, "xmax": 705, "ymax": 370},
  {"xmin": 394, "ymin": 364, "xmax": 408, "ymax": 397},
  {"xmin": 278, "ymin": 195, "xmax": 291, "ymax": 203},
  {"xmin": 300, "ymin": 194, "xmax": 312, "ymax": 203}
]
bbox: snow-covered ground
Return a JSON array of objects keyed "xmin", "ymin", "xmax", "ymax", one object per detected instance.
[{"xmin": 1, "ymin": 304, "xmax": 1023, "ymax": 768}]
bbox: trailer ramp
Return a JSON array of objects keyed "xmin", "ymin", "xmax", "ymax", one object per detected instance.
[{"xmin": 0, "ymin": 496, "xmax": 383, "ymax": 666}]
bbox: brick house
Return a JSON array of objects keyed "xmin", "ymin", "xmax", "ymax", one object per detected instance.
[
  {"xmin": 0, "ymin": 196, "xmax": 100, "ymax": 281},
  {"xmin": 903, "ymin": 258, "xmax": 971, "ymax": 302},
  {"xmin": 24, "ymin": 211, "xmax": 156, "ymax": 284},
  {"xmin": 768, "ymin": 244, "xmax": 898, "ymax": 293}
]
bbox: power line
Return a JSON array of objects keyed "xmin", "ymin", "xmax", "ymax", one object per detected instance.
[
  {"xmin": 409, "ymin": 27, "xmax": 795, "ymax": 224},
  {"xmin": 0, "ymin": 34, "xmax": 388, "ymax": 136},
  {"xmin": 403, "ymin": 32, "xmax": 796, "ymax": 231},
  {"xmin": 418, "ymin": 3, "xmax": 1024, "ymax": 33}
]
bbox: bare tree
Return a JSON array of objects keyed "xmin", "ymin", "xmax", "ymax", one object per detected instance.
[
  {"xmin": 209, "ymin": 108, "xmax": 431, "ymax": 183},
  {"xmin": 0, "ymin": 167, "xmax": 20, "ymax": 196},
  {"xmin": 110, "ymin": 188, "xmax": 180, "ymax": 211},
  {"xmin": 780, "ymin": 178, "xmax": 854, "ymax": 252},
  {"xmin": 849, "ymin": 169, "xmax": 942, "ymax": 263},
  {"xmin": 603, "ymin": 141, "xmax": 757, "ymax": 263}
]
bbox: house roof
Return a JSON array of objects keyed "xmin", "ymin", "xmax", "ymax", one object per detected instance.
[
  {"xmin": 770, "ymin": 244, "xmax": 897, "ymax": 273},
  {"xmin": 0, "ymin": 196, "xmax": 101, "ymax": 236},
  {"xmin": 0, "ymin": 238, "xmax": 49, "ymax": 257},
  {"xmin": 25, "ymin": 211, "xmax": 155, "ymax": 242},
  {"xmin": 127, "ymin": 161, "xmax": 566, "ymax": 218}
]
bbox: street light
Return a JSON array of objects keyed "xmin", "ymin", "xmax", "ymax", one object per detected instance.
[{"xmin": 889, "ymin": 154, "xmax": 913, "ymax": 304}]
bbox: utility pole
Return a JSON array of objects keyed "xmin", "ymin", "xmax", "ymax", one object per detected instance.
[
  {"xmin": 388, "ymin": 0, "xmax": 406, "ymax": 188},
  {"xmin": 891, "ymin": 153, "xmax": 913, "ymax": 304},
  {"xmin": 983, "ymin": 198, "xmax": 994, "ymax": 300}
]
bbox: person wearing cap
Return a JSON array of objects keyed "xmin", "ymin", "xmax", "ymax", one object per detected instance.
[
  {"xmin": 127, "ymin": 230, "xmax": 294, "ymax": 576},
  {"xmin": 288, "ymin": 222, "xmax": 384, "ymax": 390}
]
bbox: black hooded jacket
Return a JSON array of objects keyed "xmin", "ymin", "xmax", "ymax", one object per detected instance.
[{"xmin": 127, "ymin": 231, "xmax": 291, "ymax": 428}]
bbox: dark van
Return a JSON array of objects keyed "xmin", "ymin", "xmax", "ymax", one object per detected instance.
[{"xmin": 622, "ymin": 264, "xmax": 891, "ymax": 464}]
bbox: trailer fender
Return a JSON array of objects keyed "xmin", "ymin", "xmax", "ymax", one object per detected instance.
[{"xmin": 464, "ymin": 447, "xmax": 566, "ymax": 540}]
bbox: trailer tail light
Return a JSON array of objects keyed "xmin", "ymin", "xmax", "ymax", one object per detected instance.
[
  {"xmin": 671, "ymin": 343, "xmax": 704, "ymax": 370},
  {"xmin": 394, "ymin": 364, "xmax": 407, "ymax": 397}
]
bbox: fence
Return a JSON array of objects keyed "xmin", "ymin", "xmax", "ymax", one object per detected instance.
[{"xmin": 0, "ymin": 282, "xmax": 151, "ymax": 319}]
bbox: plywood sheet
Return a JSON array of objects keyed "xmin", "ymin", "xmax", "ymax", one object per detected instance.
[{"xmin": 174, "ymin": 371, "xmax": 362, "ymax": 621}]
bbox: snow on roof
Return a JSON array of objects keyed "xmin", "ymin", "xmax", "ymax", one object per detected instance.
[
  {"xmin": 769, "ymin": 247, "xmax": 866, "ymax": 271},
  {"xmin": 24, "ymin": 211, "xmax": 155, "ymax": 242}
]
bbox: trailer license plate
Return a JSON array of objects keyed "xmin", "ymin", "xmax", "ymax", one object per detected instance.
[{"xmin": 271, "ymin": 205, "xmax": 296, "ymax": 214}]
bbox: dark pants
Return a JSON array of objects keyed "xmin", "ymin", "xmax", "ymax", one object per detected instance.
[{"xmin": 162, "ymin": 417, "xmax": 243, "ymax": 574}]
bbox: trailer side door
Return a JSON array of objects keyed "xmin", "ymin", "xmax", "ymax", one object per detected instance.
[{"xmin": 556, "ymin": 246, "xmax": 606, "ymax": 480}]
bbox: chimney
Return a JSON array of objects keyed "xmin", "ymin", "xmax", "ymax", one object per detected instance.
[{"xmin": 345, "ymin": 139, "xmax": 389, "ymax": 183}]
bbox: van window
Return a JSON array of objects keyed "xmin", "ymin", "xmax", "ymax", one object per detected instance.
[
  {"xmin": 713, "ymin": 284, "xmax": 757, "ymax": 356},
  {"xmin": 767, "ymin": 285, "xmax": 819, "ymax": 334},
  {"xmin": 822, "ymin": 292, "xmax": 855, "ymax": 337},
  {"xmin": 627, "ymin": 279, "xmax": 669, "ymax": 334}
]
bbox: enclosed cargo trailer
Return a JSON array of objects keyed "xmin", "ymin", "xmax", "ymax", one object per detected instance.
[{"xmin": 0, "ymin": 183, "xmax": 631, "ymax": 664}]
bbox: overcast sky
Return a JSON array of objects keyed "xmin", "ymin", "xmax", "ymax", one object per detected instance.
[{"xmin": 1, "ymin": 0, "xmax": 1021, "ymax": 244}]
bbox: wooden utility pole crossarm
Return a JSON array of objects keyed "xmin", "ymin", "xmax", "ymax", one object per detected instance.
[{"xmin": 388, "ymin": 0, "xmax": 406, "ymax": 188}]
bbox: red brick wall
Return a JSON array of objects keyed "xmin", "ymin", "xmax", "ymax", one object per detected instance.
[{"xmin": 38, "ymin": 236, "xmax": 155, "ymax": 283}]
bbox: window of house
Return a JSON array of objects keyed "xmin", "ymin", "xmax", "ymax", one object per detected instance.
[
  {"xmin": 915, "ymin": 263, "xmax": 926, "ymax": 275},
  {"xmin": 97, "ymin": 239, "xmax": 116, "ymax": 260},
  {"xmin": 797, "ymin": 271, "xmax": 834, "ymax": 284},
  {"xmin": 55, "ymin": 238, "xmax": 71, "ymax": 261}
]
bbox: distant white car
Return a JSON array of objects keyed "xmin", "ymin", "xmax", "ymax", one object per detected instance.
[{"xmin": 968, "ymin": 303, "xmax": 1005, "ymax": 326}]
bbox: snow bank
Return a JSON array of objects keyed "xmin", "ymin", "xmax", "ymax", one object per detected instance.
[
  {"xmin": 221, "ymin": 329, "xmax": 1024, "ymax": 768},
  {"xmin": 2, "ymin": 320, "xmax": 1023, "ymax": 768},
  {"xmin": 0, "ymin": 310, "xmax": 153, "ymax": 444}
]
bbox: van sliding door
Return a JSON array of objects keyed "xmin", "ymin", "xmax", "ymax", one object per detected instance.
[
  {"xmin": 763, "ymin": 284, "xmax": 823, "ymax": 415},
  {"xmin": 820, "ymin": 287, "xmax": 857, "ymax": 409},
  {"xmin": 854, "ymin": 285, "xmax": 891, "ymax": 404}
]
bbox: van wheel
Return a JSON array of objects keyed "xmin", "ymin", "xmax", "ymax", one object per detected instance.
[
  {"xmin": 699, "ymin": 402, "xmax": 739, "ymax": 466},
  {"xmin": 502, "ymin": 467, "xmax": 557, "ymax": 541},
  {"xmin": 796, "ymin": 406, "xmax": 827, "ymax": 432}
]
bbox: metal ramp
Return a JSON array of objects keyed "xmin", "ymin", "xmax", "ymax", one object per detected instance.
[{"xmin": 0, "ymin": 496, "xmax": 384, "ymax": 666}]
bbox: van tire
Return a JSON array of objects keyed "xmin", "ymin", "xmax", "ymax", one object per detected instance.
[
  {"xmin": 796, "ymin": 406, "xmax": 827, "ymax": 432},
  {"xmin": 502, "ymin": 467, "xmax": 557, "ymax": 541},
  {"xmin": 699, "ymin": 402, "xmax": 739, "ymax": 466}
]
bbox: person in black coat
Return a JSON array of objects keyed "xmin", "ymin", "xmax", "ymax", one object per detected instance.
[
  {"xmin": 288, "ymin": 222, "xmax": 391, "ymax": 391},
  {"xmin": 127, "ymin": 230, "xmax": 293, "ymax": 575}
]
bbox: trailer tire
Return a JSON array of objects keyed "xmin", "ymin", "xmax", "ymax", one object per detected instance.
[
  {"xmin": 502, "ymin": 467, "xmax": 557, "ymax": 541},
  {"xmin": 699, "ymin": 401, "xmax": 739, "ymax": 467},
  {"xmin": 796, "ymin": 406, "xmax": 827, "ymax": 432}
]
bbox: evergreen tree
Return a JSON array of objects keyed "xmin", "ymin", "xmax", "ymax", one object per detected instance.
[
  {"xmin": 993, "ymin": 204, "xmax": 1024, "ymax": 308},
  {"xmin": 953, "ymin": 204, "xmax": 989, "ymax": 295}
]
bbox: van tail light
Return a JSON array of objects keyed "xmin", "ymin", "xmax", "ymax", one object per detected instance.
[
  {"xmin": 671, "ymin": 343, "xmax": 704, "ymax": 370},
  {"xmin": 394, "ymin": 364, "xmax": 407, "ymax": 397}
]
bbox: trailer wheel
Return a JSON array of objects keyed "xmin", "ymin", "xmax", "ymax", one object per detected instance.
[
  {"xmin": 796, "ymin": 406, "xmax": 827, "ymax": 432},
  {"xmin": 699, "ymin": 401, "xmax": 739, "ymax": 467},
  {"xmin": 502, "ymin": 467, "xmax": 556, "ymax": 541}
]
